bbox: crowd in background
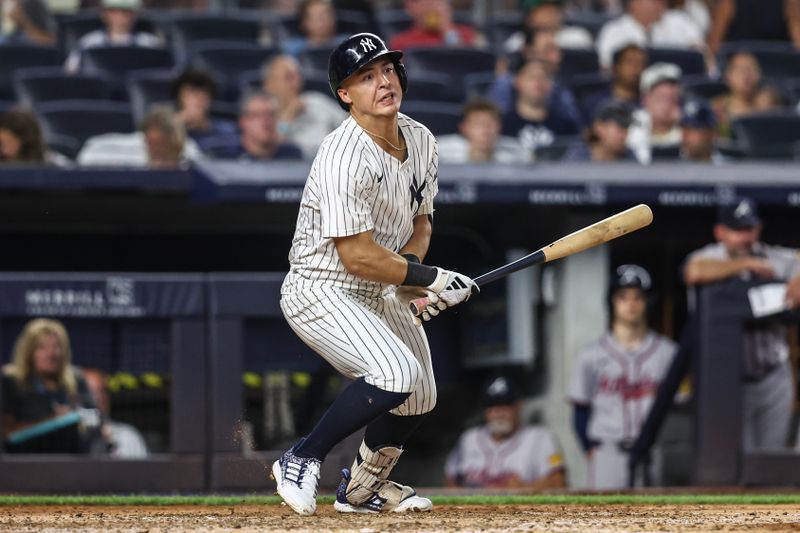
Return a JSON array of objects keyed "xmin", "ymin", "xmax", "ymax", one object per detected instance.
[{"xmin": 0, "ymin": 0, "xmax": 798, "ymax": 168}]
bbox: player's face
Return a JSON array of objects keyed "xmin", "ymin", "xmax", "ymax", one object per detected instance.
[
  {"xmin": 32, "ymin": 333, "xmax": 64, "ymax": 378},
  {"xmin": 338, "ymin": 59, "xmax": 402, "ymax": 118},
  {"xmin": 714, "ymin": 224, "xmax": 761, "ymax": 257},
  {"xmin": 612, "ymin": 287, "xmax": 647, "ymax": 325},
  {"xmin": 484, "ymin": 403, "xmax": 519, "ymax": 439}
]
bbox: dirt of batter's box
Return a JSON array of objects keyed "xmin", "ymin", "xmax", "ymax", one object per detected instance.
[{"xmin": 1, "ymin": 504, "xmax": 800, "ymax": 532}]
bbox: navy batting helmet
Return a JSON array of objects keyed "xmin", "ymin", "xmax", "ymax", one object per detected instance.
[{"xmin": 328, "ymin": 32, "xmax": 408, "ymax": 111}]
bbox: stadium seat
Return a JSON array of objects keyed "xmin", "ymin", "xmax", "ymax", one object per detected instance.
[
  {"xmin": 563, "ymin": 11, "xmax": 614, "ymax": 38},
  {"xmin": 126, "ymin": 70, "xmax": 174, "ymax": 124},
  {"xmin": 402, "ymin": 47, "xmax": 496, "ymax": 85},
  {"xmin": 682, "ymin": 74, "xmax": 727, "ymax": 100},
  {"xmin": 647, "ymin": 47, "xmax": 706, "ymax": 75},
  {"xmin": 46, "ymin": 133, "xmax": 82, "ymax": 160},
  {"xmin": 536, "ymin": 135, "xmax": 582, "ymax": 161},
  {"xmin": 404, "ymin": 71, "xmax": 462, "ymax": 102},
  {"xmin": 168, "ymin": 14, "xmax": 262, "ymax": 62},
  {"xmin": 0, "ymin": 44, "xmax": 62, "ymax": 100},
  {"xmin": 58, "ymin": 10, "xmax": 159, "ymax": 52},
  {"xmin": 558, "ymin": 48, "xmax": 600, "ymax": 79},
  {"xmin": 731, "ymin": 112, "xmax": 800, "ymax": 159},
  {"xmin": 463, "ymin": 71, "xmax": 497, "ymax": 99},
  {"xmin": 489, "ymin": 11, "xmax": 524, "ymax": 52},
  {"xmin": 376, "ymin": 10, "xmax": 413, "ymax": 39},
  {"xmin": 565, "ymin": 72, "xmax": 611, "ymax": 110},
  {"xmin": 36, "ymin": 100, "xmax": 135, "ymax": 152},
  {"xmin": 719, "ymin": 41, "xmax": 800, "ymax": 80},
  {"xmin": 782, "ymin": 78, "xmax": 800, "ymax": 107},
  {"xmin": 239, "ymin": 69, "xmax": 334, "ymax": 100},
  {"xmin": 298, "ymin": 46, "xmax": 336, "ymax": 74},
  {"xmin": 190, "ymin": 41, "xmax": 280, "ymax": 88},
  {"xmin": 335, "ymin": 9, "xmax": 374, "ymax": 35},
  {"xmin": 401, "ymin": 100, "xmax": 462, "ymax": 135},
  {"xmin": 80, "ymin": 46, "xmax": 175, "ymax": 78},
  {"xmin": 13, "ymin": 67, "xmax": 115, "ymax": 107}
]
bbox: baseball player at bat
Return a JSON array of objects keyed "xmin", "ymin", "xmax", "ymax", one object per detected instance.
[{"xmin": 272, "ymin": 32, "xmax": 478, "ymax": 516}]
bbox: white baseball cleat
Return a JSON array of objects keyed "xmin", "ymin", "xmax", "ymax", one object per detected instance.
[
  {"xmin": 271, "ymin": 442, "xmax": 321, "ymax": 516},
  {"xmin": 333, "ymin": 468, "xmax": 433, "ymax": 514}
]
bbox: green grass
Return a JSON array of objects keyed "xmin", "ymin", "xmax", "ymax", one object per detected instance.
[{"xmin": 0, "ymin": 494, "xmax": 799, "ymax": 507}]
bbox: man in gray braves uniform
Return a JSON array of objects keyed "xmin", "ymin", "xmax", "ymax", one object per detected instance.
[
  {"xmin": 271, "ymin": 32, "xmax": 479, "ymax": 516},
  {"xmin": 684, "ymin": 197, "xmax": 800, "ymax": 451},
  {"xmin": 568, "ymin": 264, "xmax": 677, "ymax": 490}
]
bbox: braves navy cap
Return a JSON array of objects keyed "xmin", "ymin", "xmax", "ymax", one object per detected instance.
[
  {"xmin": 717, "ymin": 197, "xmax": 762, "ymax": 229},
  {"xmin": 482, "ymin": 376, "xmax": 518, "ymax": 407}
]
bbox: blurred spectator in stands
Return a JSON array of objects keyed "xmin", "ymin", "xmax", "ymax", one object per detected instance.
[
  {"xmin": 679, "ymin": 97, "xmax": 724, "ymax": 163},
  {"xmin": 626, "ymin": 62, "xmax": 682, "ymax": 163},
  {"xmin": 710, "ymin": 51, "xmax": 779, "ymax": 139},
  {"xmin": 596, "ymin": 0, "xmax": 705, "ymax": 70},
  {"xmin": 206, "ymin": 91, "xmax": 303, "ymax": 161},
  {"xmin": 260, "ymin": 54, "xmax": 344, "ymax": 159},
  {"xmin": 0, "ymin": 109, "xmax": 70, "ymax": 166},
  {"xmin": 445, "ymin": 375, "xmax": 566, "ymax": 490},
  {"xmin": 503, "ymin": 0, "xmax": 593, "ymax": 54},
  {"xmin": 171, "ymin": 68, "xmax": 237, "ymax": 150},
  {"xmin": 82, "ymin": 369, "xmax": 148, "ymax": 458},
  {"xmin": 753, "ymin": 83, "xmax": 785, "ymax": 110},
  {"xmin": 583, "ymin": 42, "xmax": 647, "ymax": 120},
  {"xmin": 389, "ymin": 0, "xmax": 480, "ymax": 50},
  {"xmin": 65, "ymin": 0, "xmax": 160, "ymax": 73},
  {"xmin": 562, "ymin": 100, "xmax": 638, "ymax": 161},
  {"xmin": 78, "ymin": 105, "xmax": 200, "ymax": 167},
  {"xmin": 684, "ymin": 197, "xmax": 800, "ymax": 451},
  {"xmin": 0, "ymin": 0, "xmax": 56, "ymax": 45},
  {"xmin": 438, "ymin": 99, "xmax": 532, "ymax": 163},
  {"xmin": 668, "ymin": 0, "xmax": 711, "ymax": 34},
  {"xmin": 502, "ymin": 58, "xmax": 582, "ymax": 155},
  {"xmin": 283, "ymin": 0, "xmax": 345, "ymax": 56},
  {"xmin": 707, "ymin": 0, "xmax": 800, "ymax": 54},
  {"xmin": 1, "ymin": 319, "xmax": 98, "ymax": 453}
]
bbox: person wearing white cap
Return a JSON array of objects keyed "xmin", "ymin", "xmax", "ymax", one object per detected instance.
[
  {"xmin": 65, "ymin": 0, "xmax": 161, "ymax": 73},
  {"xmin": 596, "ymin": 0, "xmax": 704, "ymax": 70},
  {"xmin": 625, "ymin": 62, "xmax": 683, "ymax": 164}
]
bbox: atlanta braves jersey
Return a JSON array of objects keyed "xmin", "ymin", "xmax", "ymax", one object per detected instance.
[
  {"xmin": 568, "ymin": 331, "xmax": 677, "ymax": 443},
  {"xmin": 445, "ymin": 425, "xmax": 564, "ymax": 487}
]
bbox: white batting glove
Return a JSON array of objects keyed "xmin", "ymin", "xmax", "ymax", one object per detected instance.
[
  {"xmin": 427, "ymin": 268, "xmax": 479, "ymax": 308},
  {"xmin": 395, "ymin": 286, "xmax": 446, "ymax": 325}
]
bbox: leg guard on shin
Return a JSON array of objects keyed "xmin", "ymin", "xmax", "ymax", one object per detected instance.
[{"xmin": 343, "ymin": 440, "xmax": 402, "ymax": 506}]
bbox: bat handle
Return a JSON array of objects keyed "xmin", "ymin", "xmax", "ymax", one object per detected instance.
[{"xmin": 409, "ymin": 296, "xmax": 431, "ymax": 316}]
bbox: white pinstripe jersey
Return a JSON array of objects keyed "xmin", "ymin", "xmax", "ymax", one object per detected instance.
[
  {"xmin": 282, "ymin": 113, "xmax": 438, "ymax": 296},
  {"xmin": 568, "ymin": 332, "xmax": 677, "ymax": 443}
]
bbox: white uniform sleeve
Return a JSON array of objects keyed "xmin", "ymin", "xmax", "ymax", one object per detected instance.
[
  {"xmin": 567, "ymin": 347, "xmax": 595, "ymax": 405},
  {"xmin": 532, "ymin": 428, "xmax": 563, "ymax": 479},
  {"xmin": 417, "ymin": 136, "xmax": 438, "ymax": 217},
  {"xmin": 317, "ymin": 147, "xmax": 377, "ymax": 238}
]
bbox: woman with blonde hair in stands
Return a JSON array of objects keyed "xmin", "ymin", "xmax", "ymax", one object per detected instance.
[{"xmin": 1, "ymin": 318, "xmax": 96, "ymax": 453}]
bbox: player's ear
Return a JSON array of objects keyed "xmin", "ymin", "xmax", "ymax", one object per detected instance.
[{"xmin": 337, "ymin": 87, "xmax": 353, "ymax": 107}]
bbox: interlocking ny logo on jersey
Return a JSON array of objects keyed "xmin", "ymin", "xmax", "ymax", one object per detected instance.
[
  {"xmin": 409, "ymin": 176, "xmax": 425, "ymax": 211},
  {"xmin": 360, "ymin": 37, "xmax": 377, "ymax": 53}
]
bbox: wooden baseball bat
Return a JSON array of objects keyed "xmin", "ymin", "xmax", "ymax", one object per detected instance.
[{"xmin": 410, "ymin": 204, "xmax": 654, "ymax": 315}]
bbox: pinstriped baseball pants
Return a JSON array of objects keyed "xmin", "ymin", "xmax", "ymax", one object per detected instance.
[{"xmin": 280, "ymin": 284, "xmax": 437, "ymax": 416}]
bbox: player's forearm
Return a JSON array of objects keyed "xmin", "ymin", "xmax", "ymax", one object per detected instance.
[
  {"xmin": 683, "ymin": 258, "xmax": 749, "ymax": 285},
  {"xmin": 334, "ymin": 232, "xmax": 410, "ymax": 284},
  {"xmin": 399, "ymin": 215, "xmax": 432, "ymax": 262}
]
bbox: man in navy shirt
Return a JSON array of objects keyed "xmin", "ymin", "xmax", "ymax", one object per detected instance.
[{"xmin": 206, "ymin": 92, "xmax": 303, "ymax": 161}]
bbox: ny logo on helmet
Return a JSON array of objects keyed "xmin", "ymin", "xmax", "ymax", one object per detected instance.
[{"xmin": 360, "ymin": 37, "xmax": 377, "ymax": 53}]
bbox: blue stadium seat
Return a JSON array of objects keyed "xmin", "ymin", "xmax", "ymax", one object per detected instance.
[
  {"xmin": 401, "ymin": 100, "xmax": 462, "ymax": 135},
  {"xmin": 46, "ymin": 133, "xmax": 82, "ymax": 160},
  {"xmin": 489, "ymin": 11, "xmax": 524, "ymax": 52},
  {"xmin": 731, "ymin": 111, "xmax": 800, "ymax": 159},
  {"xmin": 647, "ymin": 47, "xmax": 706, "ymax": 75},
  {"xmin": 190, "ymin": 41, "xmax": 280, "ymax": 88},
  {"xmin": 276, "ymin": 9, "xmax": 370, "ymax": 39},
  {"xmin": 81, "ymin": 46, "xmax": 175, "ymax": 78},
  {"xmin": 783, "ymin": 77, "xmax": 800, "ymax": 107},
  {"xmin": 36, "ymin": 100, "xmax": 135, "ymax": 152},
  {"xmin": 404, "ymin": 71, "xmax": 461, "ymax": 102},
  {"xmin": 168, "ymin": 14, "xmax": 262, "ymax": 62},
  {"xmin": 13, "ymin": 67, "xmax": 115, "ymax": 106},
  {"xmin": 719, "ymin": 41, "xmax": 800, "ymax": 80},
  {"xmin": 565, "ymin": 72, "xmax": 611, "ymax": 108},
  {"xmin": 0, "ymin": 44, "xmax": 62, "ymax": 100},
  {"xmin": 57, "ymin": 10, "xmax": 159, "ymax": 52},
  {"xmin": 376, "ymin": 10, "xmax": 413, "ymax": 40},
  {"xmin": 402, "ymin": 47, "xmax": 496, "ymax": 85},
  {"xmin": 558, "ymin": 48, "xmax": 600, "ymax": 79},
  {"xmin": 298, "ymin": 46, "xmax": 336, "ymax": 74},
  {"xmin": 463, "ymin": 71, "xmax": 497, "ymax": 99},
  {"xmin": 126, "ymin": 70, "xmax": 174, "ymax": 124},
  {"xmin": 537, "ymin": 135, "xmax": 583, "ymax": 161},
  {"xmin": 682, "ymin": 74, "xmax": 727, "ymax": 100}
]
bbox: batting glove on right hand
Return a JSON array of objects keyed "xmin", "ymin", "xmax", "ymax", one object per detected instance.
[{"xmin": 428, "ymin": 268, "xmax": 479, "ymax": 308}]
